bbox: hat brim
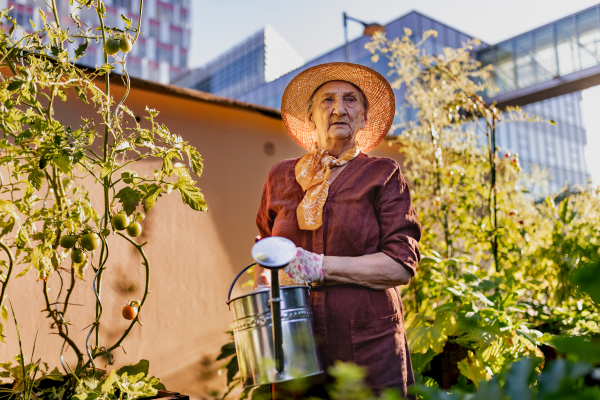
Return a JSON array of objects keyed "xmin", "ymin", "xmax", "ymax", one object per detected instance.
[{"xmin": 281, "ymin": 62, "xmax": 395, "ymax": 153}]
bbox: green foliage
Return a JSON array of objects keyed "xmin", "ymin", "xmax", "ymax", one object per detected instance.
[
  {"xmin": 213, "ymin": 23, "xmax": 600, "ymax": 400},
  {"xmin": 0, "ymin": 0, "xmax": 206, "ymax": 396},
  {"xmin": 72, "ymin": 360, "xmax": 164, "ymax": 400},
  {"xmin": 365, "ymin": 27, "xmax": 600, "ymax": 391}
]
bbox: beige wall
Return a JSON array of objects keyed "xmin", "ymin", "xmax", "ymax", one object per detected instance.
[{"xmin": 0, "ymin": 81, "xmax": 405, "ymax": 398}]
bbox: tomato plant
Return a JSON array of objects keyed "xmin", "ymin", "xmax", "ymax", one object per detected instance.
[{"xmin": 0, "ymin": 0, "xmax": 207, "ymax": 395}]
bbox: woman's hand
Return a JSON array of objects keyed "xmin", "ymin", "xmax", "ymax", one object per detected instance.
[
  {"xmin": 323, "ymin": 252, "xmax": 413, "ymax": 290},
  {"xmin": 253, "ymin": 265, "xmax": 271, "ymax": 289},
  {"xmin": 282, "ymin": 248, "xmax": 324, "ymax": 285}
]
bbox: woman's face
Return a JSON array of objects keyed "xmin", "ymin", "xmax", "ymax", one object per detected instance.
[{"xmin": 307, "ymin": 81, "xmax": 367, "ymax": 150}]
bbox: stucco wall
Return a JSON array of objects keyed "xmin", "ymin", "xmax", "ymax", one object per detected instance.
[{"xmin": 0, "ymin": 80, "xmax": 406, "ymax": 398}]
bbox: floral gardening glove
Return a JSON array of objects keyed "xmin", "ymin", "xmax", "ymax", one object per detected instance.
[{"xmin": 283, "ymin": 247, "xmax": 324, "ymax": 285}]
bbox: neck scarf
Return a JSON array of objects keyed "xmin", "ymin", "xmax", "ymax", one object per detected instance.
[{"xmin": 295, "ymin": 144, "xmax": 361, "ymax": 230}]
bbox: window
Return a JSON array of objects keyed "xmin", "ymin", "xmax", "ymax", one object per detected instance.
[
  {"xmin": 157, "ymin": 43, "xmax": 172, "ymax": 64},
  {"xmin": 179, "ymin": 8, "xmax": 188, "ymax": 26},
  {"xmin": 157, "ymin": 2, "xmax": 173, "ymax": 23},
  {"xmin": 171, "ymin": 26, "xmax": 183, "ymax": 45},
  {"xmin": 515, "ymin": 34, "xmax": 536, "ymax": 88},
  {"xmin": 180, "ymin": 49, "xmax": 188, "ymax": 67},
  {"xmin": 556, "ymin": 18, "xmax": 578, "ymax": 75},
  {"xmin": 149, "ymin": 20, "xmax": 160, "ymax": 40},
  {"xmin": 147, "ymin": 61, "xmax": 160, "ymax": 82},
  {"xmin": 495, "ymin": 41, "xmax": 517, "ymax": 92},
  {"xmin": 132, "ymin": 37, "xmax": 145, "ymax": 58},
  {"xmin": 533, "ymin": 26, "xmax": 557, "ymax": 80},
  {"xmin": 10, "ymin": 4, "xmax": 33, "ymax": 30},
  {"xmin": 577, "ymin": 9, "xmax": 600, "ymax": 69},
  {"xmin": 127, "ymin": 57, "xmax": 142, "ymax": 78},
  {"xmin": 210, "ymin": 47, "xmax": 263, "ymax": 93},
  {"xmin": 113, "ymin": 0, "xmax": 132, "ymax": 9}
]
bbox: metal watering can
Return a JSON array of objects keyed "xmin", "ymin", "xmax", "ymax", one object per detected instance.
[{"xmin": 227, "ymin": 237, "xmax": 323, "ymax": 388}]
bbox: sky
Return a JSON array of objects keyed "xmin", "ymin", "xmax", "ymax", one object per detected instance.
[
  {"xmin": 189, "ymin": 0, "xmax": 600, "ymax": 184},
  {"xmin": 189, "ymin": 0, "xmax": 600, "ymax": 67}
]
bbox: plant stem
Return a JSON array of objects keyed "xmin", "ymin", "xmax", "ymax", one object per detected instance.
[
  {"xmin": 490, "ymin": 119, "xmax": 499, "ymax": 271},
  {"xmin": 62, "ymin": 265, "xmax": 76, "ymax": 316},
  {"xmin": 96, "ymin": 0, "xmax": 111, "ymax": 351},
  {"xmin": 42, "ymin": 281, "xmax": 84, "ymax": 369},
  {"xmin": 0, "ymin": 241, "xmax": 14, "ymax": 307},
  {"xmin": 132, "ymin": 0, "xmax": 144, "ymax": 44},
  {"xmin": 83, "ymin": 232, "xmax": 150, "ymax": 367},
  {"xmin": 50, "ymin": 0, "xmax": 62, "ymax": 30}
]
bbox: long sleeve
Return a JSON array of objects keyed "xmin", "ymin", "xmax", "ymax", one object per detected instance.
[
  {"xmin": 374, "ymin": 163, "xmax": 422, "ymax": 276},
  {"xmin": 256, "ymin": 177, "xmax": 273, "ymax": 240}
]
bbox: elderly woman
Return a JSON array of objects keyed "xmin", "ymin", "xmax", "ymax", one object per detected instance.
[{"xmin": 254, "ymin": 63, "xmax": 421, "ymax": 397}]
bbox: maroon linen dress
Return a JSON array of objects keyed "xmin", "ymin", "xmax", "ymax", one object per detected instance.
[{"xmin": 256, "ymin": 152, "xmax": 422, "ymax": 396}]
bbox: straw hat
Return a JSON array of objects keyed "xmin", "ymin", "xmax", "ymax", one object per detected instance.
[{"xmin": 281, "ymin": 62, "xmax": 395, "ymax": 153}]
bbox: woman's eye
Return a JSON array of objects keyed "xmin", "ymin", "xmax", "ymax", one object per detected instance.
[{"xmin": 345, "ymin": 97, "xmax": 356, "ymax": 102}]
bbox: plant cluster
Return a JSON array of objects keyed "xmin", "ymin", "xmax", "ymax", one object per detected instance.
[
  {"xmin": 0, "ymin": 0, "xmax": 206, "ymax": 398},
  {"xmin": 365, "ymin": 27, "xmax": 600, "ymax": 391},
  {"xmin": 215, "ymin": 28, "xmax": 600, "ymax": 399}
]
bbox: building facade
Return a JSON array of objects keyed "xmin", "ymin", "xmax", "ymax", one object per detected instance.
[
  {"xmin": 172, "ymin": 25, "xmax": 304, "ymax": 99},
  {"xmin": 2, "ymin": 0, "xmax": 190, "ymax": 84},
  {"xmin": 179, "ymin": 9, "xmax": 594, "ymax": 192}
]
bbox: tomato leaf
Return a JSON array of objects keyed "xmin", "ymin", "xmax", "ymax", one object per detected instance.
[
  {"xmin": 0, "ymin": 300, "xmax": 7, "ymax": 322},
  {"xmin": 117, "ymin": 359, "xmax": 150, "ymax": 376},
  {"xmin": 184, "ymin": 145, "xmax": 204, "ymax": 177},
  {"xmin": 216, "ymin": 342, "xmax": 237, "ymax": 361},
  {"xmin": 226, "ymin": 355, "xmax": 239, "ymax": 385},
  {"xmin": 100, "ymin": 162, "xmax": 113, "ymax": 179},
  {"xmin": 54, "ymin": 153, "xmax": 72, "ymax": 175},
  {"xmin": 15, "ymin": 227, "xmax": 29, "ymax": 249},
  {"xmin": 28, "ymin": 168, "xmax": 44, "ymax": 190},
  {"xmin": 74, "ymin": 41, "xmax": 88, "ymax": 59},
  {"xmin": 115, "ymin": 187, "xmax": 142, "ymax": 216},
  {"xmin": 120, "ymin": 14, "xmax": 132, "ymax": 29},
  {"xmin": 138, "ymin": 184, "xmax": 164, "ymax": 213},
  {"xmin": 75, "ymin": 86, "xmax": 88, "ymax": 103},
  {"xmin": 15, "ymin": 264, "xmax": 32, "ymax": 279},
  {"xmin": 0, "ymin": 216, "xmax": 15, "ymax": 238},
  {"xmin": 174, "ymin": 177, "xmax": 207, "ymax": 212},
  {"xmin": 0, "ymin": 200, "xmax": 15, "ymax": 215},
  {"xmin": 7, "ymin": 80, "xmax": 24, "ymax": 91}
]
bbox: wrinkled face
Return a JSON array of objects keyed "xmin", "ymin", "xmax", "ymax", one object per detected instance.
[{"xmin": 307, "ymin": 81, "xmax": 367, "ymax": 149}]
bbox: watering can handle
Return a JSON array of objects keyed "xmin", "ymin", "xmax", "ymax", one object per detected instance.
[{"xmin": 227, "ymin": 262, "xmax": 256, "ymax": 304}]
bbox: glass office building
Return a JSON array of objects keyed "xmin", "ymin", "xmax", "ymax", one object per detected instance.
[
  {"xmin": 214, "ymin": 9, "xmax": 593, "ymax": 192},
  {"xmin": 1, "ymin": 0, "xmax": 191, "ymax": 84},
  {"xmin": 173, "ymin": 26, "xmax": 304, "ymax": 99}
]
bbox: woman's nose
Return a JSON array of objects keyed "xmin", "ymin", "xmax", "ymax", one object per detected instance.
[{"xmin": 332, "ymin": 97, "xmax": 346, "ymax": 115}]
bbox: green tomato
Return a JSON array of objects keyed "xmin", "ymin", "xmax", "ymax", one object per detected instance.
[
  {"xmin": 104, "ymin": 38, "xmax": 120, "ymax": 55},
  {"xmin": 119, "ymin": 37, "xmax": 132, "ymax": 53},
  {"xmin": 126, "ymin": 222, "xmax": 142, "ymax": 237},
  {"xmin": 71, "ymin": 249, "xmax": 86, "ymax": 264},
  {"xmin": 111, "ymin": 214, "xmax": 129, "ymax": 231},
  {"xmin": 130, "ymin": 300, "xmax": 141, "ymax": 307},
  {"xmin": 81, "ymin": 232, "xmax": 101, "ymax": 251},
  {"xmin": 59, "ymin": 235, "xmax": 77, "ymax": 249}
]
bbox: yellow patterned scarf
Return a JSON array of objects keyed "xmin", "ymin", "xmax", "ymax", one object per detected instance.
[{"xmin": 295, "ymin": 144, "xmax": 361, "ymax": 230}]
